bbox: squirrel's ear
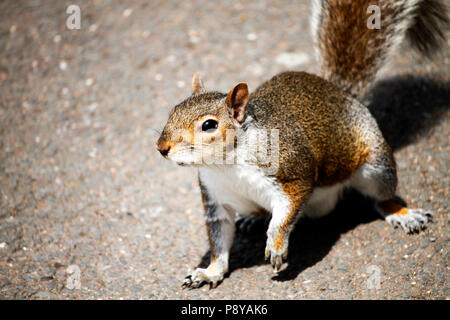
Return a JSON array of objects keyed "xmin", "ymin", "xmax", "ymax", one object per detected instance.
[
  {"xmin": 191, "ymin": 71, "xmax": 204, "ymax": 94},
  {"xmin": 226, "ymin": 83, "xmax": 249, "ymax": 124}
]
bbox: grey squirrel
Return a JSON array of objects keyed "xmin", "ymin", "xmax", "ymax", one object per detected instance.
[{"xmin": 155, "ymin": 0, "xmax": 449, "ymax": 288}]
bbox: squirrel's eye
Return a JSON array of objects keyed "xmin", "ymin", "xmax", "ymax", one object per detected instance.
[{"xmin": 201, "ymin": 119, "xmax": 218, "ymax": 132}]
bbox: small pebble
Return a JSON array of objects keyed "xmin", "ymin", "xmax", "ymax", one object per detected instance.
[
  {"xmin": 275, "ymin": 52, "xmax": 310, "ymax": 68},
  {"xmin": 167, "ymin": 55, "xmax": 176, "ymax": 63},
  {"xmin": 123, "ymin": 8, "xmax": 133, "ymax": 17},
  {"xmin": 59, "ymin": 60, "xmax": 67, "ymax": 71},
  {"xmin": 89, "ymin": 24, "xmax": 98, "ymax": 32},
  {"xmin": 86, "ymin": 102, "xmax": 98, "ymax": 113},
  {"xmin": 61, "ymin": 87, "xmax": 69, "ymax": 95},
  {"xmin": 246, "ymin": 33, "xmax": 258, "ymax": 41},
  {"xmin": 248, "ymin": 63, "xmax": 264, "ymax": 76},
  {"xmin": 318, "ymin": 281, "xmax": 328, "ymax": 291}
]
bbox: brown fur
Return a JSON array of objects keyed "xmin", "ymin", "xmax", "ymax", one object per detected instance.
[
  {"xmin": 316, "ymin": 0, "xmax": 449, "ymax": 97},
  {"xmin": 248, "ymin": 71, "xmax": 377, "ymax": 187},
  {"xmin": 246, "ymin": 71, "xmax": 383, "ymax": 254},
  {"xmin": 273, "ymin": 182, "xmax": 312, "ymax": 252},
  {"xmin": 380, "ymin": 200, "xmax": 409, "ymax": 215}
]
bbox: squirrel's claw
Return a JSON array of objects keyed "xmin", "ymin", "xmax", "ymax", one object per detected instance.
[
  {"xmin": 385, "ymin": 208, "xmax": 433, "ymax": 234},
  {"xmin": 272, "ymin": 255, "xmax": 283, "ymax": 271},
  {"xmin": 181, "ymin": 275, "xmax": 196, "ymax": 289},
  {"xmin": 182, "ymin": 274, "xmax": 205, "ymax": 289},
  {"xmin": 265, "ymin": 247, "xmax": 287, "ymax": 271},
  {"xmin": 181, "ymin": 267, "xmax": 224, "ymax": 289}
]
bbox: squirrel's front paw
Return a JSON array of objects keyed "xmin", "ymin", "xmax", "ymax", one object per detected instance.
[
  {"xmin": 182, "ymin": 266, "xmax": 225, "ymax": 289},
  {"xmin": 265, "ymin": 238, "xmax": 288, "ymax": 271}
]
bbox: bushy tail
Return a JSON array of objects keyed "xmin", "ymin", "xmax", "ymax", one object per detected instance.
[{"xmin": 311, "ymin": 0, "xmax": 449, "ymax": 97}]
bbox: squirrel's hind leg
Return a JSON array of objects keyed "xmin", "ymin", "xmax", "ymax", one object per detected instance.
[
  {"xmin": 375, "ymin": 200, "xmax": 432, "ymax": 234},
  {"xmin": 303, "ymin": 183, "xmax": 345, "ymax": 218},
  {"xmin": 236, "ymin": 209, "xmax": 270, "ymax": 234},
  {"xmin": 351, "ymin": 160, "xmax": 432, "ymax": 233}
]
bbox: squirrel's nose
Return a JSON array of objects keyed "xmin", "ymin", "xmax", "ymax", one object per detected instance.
[
  {"xmin": 159, "ymin": 146, "xmax": 170, "ymax": 157},
  {"xmin": 156, "ymin": 139, "xmax": 171, "ymax": 157}
]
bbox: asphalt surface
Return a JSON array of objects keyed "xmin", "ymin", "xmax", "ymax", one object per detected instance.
[{"xmin": 0, "ymin": 0, "xmax": 449, "ymax": 299}]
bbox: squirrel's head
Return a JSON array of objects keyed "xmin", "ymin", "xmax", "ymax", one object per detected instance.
[{"xmin": 156, "ymin": 72, "xmax": 249, "ymax": 166}]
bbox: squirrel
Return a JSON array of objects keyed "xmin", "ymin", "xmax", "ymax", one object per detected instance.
[{"xmin": 156, "ymin": 0, "xmax": 449, "ymax": 289}]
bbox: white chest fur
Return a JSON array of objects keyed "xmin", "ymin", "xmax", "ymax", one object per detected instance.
[{"xmin": 198, "ymin": 165, "xmax": 284, "ymax": 215}]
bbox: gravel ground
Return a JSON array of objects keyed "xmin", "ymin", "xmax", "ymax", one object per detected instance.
[{"xmin": 0, "ymin": 0, "xmax": 448, "ymax": 300}]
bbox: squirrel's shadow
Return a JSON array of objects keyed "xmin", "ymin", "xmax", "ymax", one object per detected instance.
[
  {"xmin": 196, "ymin": 75, "xmax": 449, "ymax": 283},
  {"xmin": 197, "ymin": 189, "xmax": 377, "ymax": 282},
  {"xmin": 365, "ymin": 74, "xmax": 449, "ymax": 151}
]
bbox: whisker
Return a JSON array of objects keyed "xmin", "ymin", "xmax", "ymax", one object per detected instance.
[{"xmin": 148, "ymin": 128, "xmax": 163, "ymax": 141}]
